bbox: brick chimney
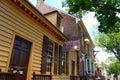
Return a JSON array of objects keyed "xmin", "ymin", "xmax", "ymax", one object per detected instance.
[{"xmin": 36, "ymin": 0, "xmax": 45, "ymax": 8}]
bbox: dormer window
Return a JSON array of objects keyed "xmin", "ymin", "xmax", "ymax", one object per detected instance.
[
  {"xmin": 43, "ymin": 10, "xmax": 62, "ymax": 31},
  {"xmin": 56, "ymin": 16, "xmax": 61, "ymax": 29}
]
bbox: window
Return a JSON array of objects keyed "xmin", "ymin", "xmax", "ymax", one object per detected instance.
[
  {"xmin": 41, "ymin": 36, "xmax": 54, "ymax": 73},
  {"xmin": 86, "ymin": 58, "xmax": 94, "ymax": 74},
  {"xmin": 71, "ymin": 61, "xmax": 75, "ymax": 76},
  {"xmin": 54, "ymin": 43, "xmax": 63, "ymax": 74},
  {"xmin": 56, "ymin": 16, "xmax": 61, "ymax": 29},
  {"xmin": 61, "ymin": 52, "xmax": 65, "ymax": 73},
  {"xmin": 91, "ymin": 62, "xmax": 94, "ymax": 74},
  {"xmin": 46, "ymin": 40, "xmax": 54, "ymax": 72},
  {"xmin": 41, "ymin": 35, "xmax": 64, "ymax": 74},
  {"xmin": 87, "ymin": 59, "xmax": 90, "ymax": 73},
  {"xmin": 61, "ymin": 52, "xmax": 69, "ymax": 75},
  {"xmin": 81, "ymin": 32, "xmax": 84, "ymax": 46}
]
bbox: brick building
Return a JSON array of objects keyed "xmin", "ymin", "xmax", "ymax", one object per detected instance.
[{"xmin": 36, "ymin": 0, "xmax": 95, "ymax": 80}]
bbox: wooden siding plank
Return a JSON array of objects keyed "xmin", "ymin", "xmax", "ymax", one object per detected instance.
[
  {"xmin": 32, "ymin": 70, "xmax": 41, "ymax": 74},
  {"xmin": 33, "ymin": 60, "xmax": 41, "ymax": 65},
  {"xmin": 32, "ymin": 66, "xmax": 41, "ymax": 70},
  {"xmin": 0, "ymin": 39, "xmax": 11, "ymax": 47},
  {"xmin": 0, "ymin": 44, "xmax": 10, "ymax": 52},
  {"xmin": 0, "ymin": 29, "xmax": 13, "ymax": 38},
  {"xmin": 0, "ymin": 56, "xmax": 8, "ymax": 62},
  {"xmin": 34, "ymin": 43, "xmax": 43, "ymax": 49},
  {"xmin": 33, "ymin": 50, "xmax": 42, "ymax": 55},
  {"xmin": 32, "ymin": 64, "xmax": 41, "ymax": 69},
  {"xmin": 0, "ymin": 25, "xmax": 13, "ymax": 34},
  {"xmin": 32, "ymin": 63, "xmax": 41, "ymax": 67},
  {"xmin": 0, "ymin": 35, "xmax": 12, "ymax": 44},
  {"xmin": 32, "ymin": 59, "xmax": 41, "ymax": 64},
  {"xmin": 33, "ymin": 53, "xmax": 42, "ymax": 58},
  {"xmin": 0, "ymin": 62, "xmax": 7, "ymax": 67},
  {"xmin": 0, "ymin": 50, "xmax": 9, "ymax": 57},
  {"xmin": 33, "ymin": 46, "xmax": 42, "ymax": 52},
  {"xmin": 33, "ymin": 57, "xmax": 42, "ymax": 62},
  {"xmin": 32, "ymin": 67, "xmax": 40, "ymax": 71}
]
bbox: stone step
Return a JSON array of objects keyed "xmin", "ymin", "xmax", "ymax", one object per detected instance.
[{"xmin": 52, "ymin": 74, "xmax": 70, "ymax": 80}]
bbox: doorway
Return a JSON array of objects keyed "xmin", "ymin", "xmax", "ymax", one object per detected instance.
[
  {"xmin": 9, "ymin": 36, "xmax": 31, "ymax": 80},
  {"xmin": 71, "ymin": 61, "xmax": 75, "ymax": 76}
]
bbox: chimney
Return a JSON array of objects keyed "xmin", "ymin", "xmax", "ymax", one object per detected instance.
[{"xmin": 36, "ymin": 0, "xmax": 45, "ymax": 8}]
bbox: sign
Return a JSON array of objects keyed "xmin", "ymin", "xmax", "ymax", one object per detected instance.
[{"xmin": 63, "ymin": 40, "xmax": 80, "ymax": 51}]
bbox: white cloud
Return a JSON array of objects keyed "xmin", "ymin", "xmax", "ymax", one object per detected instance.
[
  {"xmin": 28, "ymin": 0, "xmax": 36, "ymax": 6},
  {"xmin": 94, "ymin": 47, "xmax": 112, "ymax": 63},
  {"xmin": 82, "ymin": 12, "xmax": 99, "ymax": 32}
]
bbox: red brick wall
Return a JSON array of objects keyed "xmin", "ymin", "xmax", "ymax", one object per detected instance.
[{"xmin": 61, "ymin": 12, "xmax": 79, "ymax": 40}]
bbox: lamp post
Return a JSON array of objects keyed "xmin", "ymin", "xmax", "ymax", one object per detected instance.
[
  {"xmin": 73, "ymin": 38, "xmax": 90, "ymax": 79},
  {"xmin": 84, "ymin": 38, "xmax": 90, "ymax": 45},
  {"xmin": 84, "ymin": 38, "xmax": 90, "ymax": 79}
]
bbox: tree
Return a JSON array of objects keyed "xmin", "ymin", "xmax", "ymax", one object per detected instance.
[
  {"xmin": 94, "ymin": 32, "xmax": 120, "ymax": 60},
  {"xmin": 62, "ymin": 0, "xmax": 120, "ymax": 33},
  {"xmin": 102, "ymin": 56, "xmax": 120, "ymax": 78}
]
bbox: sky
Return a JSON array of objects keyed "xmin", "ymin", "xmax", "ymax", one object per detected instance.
[{"xmin": 28, "ymin": 0, "xmax": 110, "ymax": 63}]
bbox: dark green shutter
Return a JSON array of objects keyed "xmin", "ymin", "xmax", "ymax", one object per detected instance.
[
  {"xmin": 41, "ymin": 35, "xmax": 49, "ymax": 73},
  {"xmin": 59, "ymin": 45, "xmax": 62, "ymax": 74},
  {"xmin": 54, "ymin": 43, "xmax": 59, "ymax": 74}
]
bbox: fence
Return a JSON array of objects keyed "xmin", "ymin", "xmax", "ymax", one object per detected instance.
[
  {"xmin": 33, "ymin": 72, "xmax": 52, "ymax": 80},
  {"xmin": 0, "ymin": 72, "xmax": 17, "ymax": 80},
  {"xmin": 70, "ymin": 75, "xmax": 87, "ymax": 80}
]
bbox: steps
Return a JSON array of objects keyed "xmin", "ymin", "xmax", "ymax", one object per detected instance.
[{"xmin": 52, "ymin": 74, "xmax": 70, "ymax": 80}]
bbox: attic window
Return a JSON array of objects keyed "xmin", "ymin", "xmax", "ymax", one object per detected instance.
[{"xmin": 56, "ymin": 16, "xmax": 61, "ymax": 29}]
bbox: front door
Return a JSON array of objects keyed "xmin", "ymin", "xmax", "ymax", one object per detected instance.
[
  {"xmin": 71, "ymin": 61, "xmax": 75, "ymax": 76},
  {"xmin": 9, "ymin": 36, "xmax": 31, "ymax": 80}
]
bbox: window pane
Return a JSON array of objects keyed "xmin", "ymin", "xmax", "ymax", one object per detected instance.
[{"xmin": 46, "ymin": 40, "xmax": 54, "ymax": 72}]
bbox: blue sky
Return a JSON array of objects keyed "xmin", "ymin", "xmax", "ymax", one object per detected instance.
[
  {"xmin": 45, "ymin": 0, "xmax": 65, "ymax": 10},
  {"xmin": 28, "ymin": 0, "xmax": 65, "ymax": 10}
]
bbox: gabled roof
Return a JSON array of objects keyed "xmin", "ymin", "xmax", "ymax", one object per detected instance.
[{"xmin": 44, "ymin": 10, "xmax": 63, "ymax": 19}]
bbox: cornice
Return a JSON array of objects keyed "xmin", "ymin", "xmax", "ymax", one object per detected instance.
[
  {"xmin": 10, "ymin": 0, "xmax": 68, "ymax": 41},
  {"xmin": 77, "ymin": 20, "xmax": 95, "ymax": 48}
]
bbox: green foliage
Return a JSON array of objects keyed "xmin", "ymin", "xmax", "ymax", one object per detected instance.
[
  {"xmin": 94, "ymin": 32, "xmax": 120, "ymax": 60},
  {"xmin": 62, "ymin": 0, "xmax": 120, "ymax": 33},
  {"xmin": 103, "ymin": 56, "xmax": 120, "ymax": 77}
]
